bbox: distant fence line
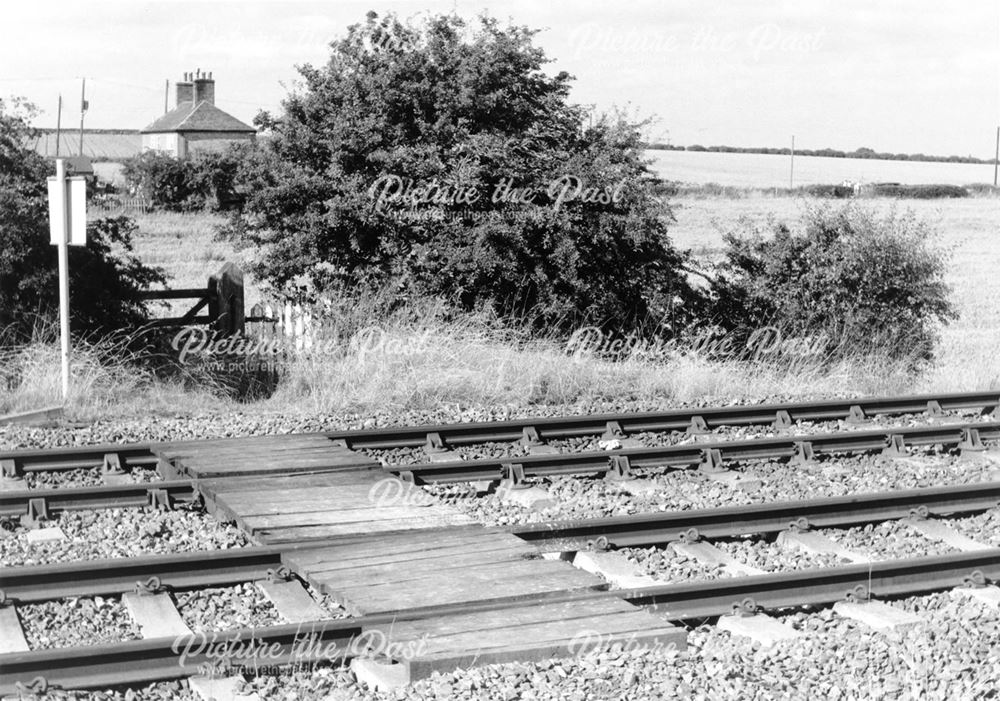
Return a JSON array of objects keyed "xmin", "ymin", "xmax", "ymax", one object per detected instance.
[{"xmin": 91, "ymin": 195, "xmax": 151, "ymax": 215}]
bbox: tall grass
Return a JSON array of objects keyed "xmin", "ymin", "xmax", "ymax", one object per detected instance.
[
  {"xmin": 0, "ymin": 302, "xmax": 932, "ymax": 419},
  {"xmin": 266, "ymin": 294, "xmax": 925, "ymax": 414},
  {"xmin": 0, "ymin": 320, "xmax": 225, "ymax": 418}
]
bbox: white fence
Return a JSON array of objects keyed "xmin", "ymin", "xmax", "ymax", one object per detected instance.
[{"xmin": 246, "ymin": 301, "xmax": 315, "ymax": 351}]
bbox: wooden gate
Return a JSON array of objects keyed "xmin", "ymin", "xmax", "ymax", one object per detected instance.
[{"xmin": 140, "ymin": 262, "xmax": 244, "ymax": 335}]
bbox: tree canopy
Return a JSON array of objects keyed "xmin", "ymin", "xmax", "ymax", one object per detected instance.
[
  {"xmin": 224, "ymin": 12, "xmax": 698, "ymax": 334},
  {"xmin": 0, "ymin": 97, "xmax": 163, "ymax": 340}
]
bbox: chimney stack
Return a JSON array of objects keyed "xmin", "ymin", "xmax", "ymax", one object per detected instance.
[
  {"xmin": 175, "ymin": 72, "xmax": 194, "ymax": 107},
  {"xmin": 192, "ymin": 68, "xmax": 215, "ymax": 106}
]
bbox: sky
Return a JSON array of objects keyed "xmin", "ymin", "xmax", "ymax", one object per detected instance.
[{"xmin": 1, "ymin": 0, "xmax": 998, "ymax": 158}]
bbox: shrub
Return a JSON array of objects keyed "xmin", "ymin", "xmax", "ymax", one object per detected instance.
[
  {"xmin": 868, "ymin": 183, "xmax": 968, "ymax": 198},
  {"xmin": 0, "ymin": 97, "xmax": 165, "ymax": 341},
  {"xmin": 802, "ymin": 184, "xmax": 855, "ymax": 198},
  {"xmin": 121, "ymin": 147, "xmax": 248, "ymax": 211},
  {"xmin": 709, "ymin": 203, "xmax": 956, "ymax": 362},
  {"xmin": 222, "ymin": 12, "xmax": 700, "ymax": 336},
  {"xmin": 121, "ymin": 151, "xmax": 204, "ymax": 210}
]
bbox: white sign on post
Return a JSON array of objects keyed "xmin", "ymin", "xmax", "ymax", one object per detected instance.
[
  {"xmin": 47, "ymin": 176, "xmax": 87, "ymax": 246},
  {"xmin": 47, "ymin": 159, "xmax": 87, "ymax": 401}
]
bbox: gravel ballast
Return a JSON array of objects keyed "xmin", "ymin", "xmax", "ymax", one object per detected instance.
[
  {"xmin": 0, "ymin": 504, "xmax": 250, "ymax": 567},
  {"xmin": 52, "ymin": 587, "xmax": 1000, "ymax": 700},
  {"xmin": 19, "ymin": 596, "xmax": 141, "ymax": 650},
  {"xmin": 175, "ymin": 582, "xmax": 282, "ymax": 633}
]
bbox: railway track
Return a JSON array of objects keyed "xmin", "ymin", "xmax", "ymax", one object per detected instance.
[
  {"xmin": 4, "ymin": 481, "xmax": 999, "ymax": 599},
  {"xmin": 3, "ymin": 480, "xmax": 1000, "ymax": 693},
  {"xmin": 3, "ymin": 392, "xmax": 1000, "ymax": 696},
  {"xmin": 1, "ymin": 390, "xmax": 996, "ymax": 478},
  {"xmin": 2, "ymin": 419, "xmax": 994, "ymax": 524}
]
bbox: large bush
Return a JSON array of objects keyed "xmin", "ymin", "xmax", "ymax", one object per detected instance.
[
  {"xmin": 0, "ymin": 97, "xmax": 164, "ymax": 340},
  {"xmin": 709, "ymin": 203, "xmax": 956, "ymax": 361},
  {"xmin": 222, "ymin": 12, "xmax": 698, "ymax": 335},
  {"xmin": 121, "ymin": 147, "xmax": 246, "ymax": 211}
]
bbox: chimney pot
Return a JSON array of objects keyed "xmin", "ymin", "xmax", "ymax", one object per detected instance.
[{"xmin": 192, "ymin": 70, "xmax": 215, "ymax": 106}]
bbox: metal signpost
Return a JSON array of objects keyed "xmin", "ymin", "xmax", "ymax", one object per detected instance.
[{"xmin": 47, "ymin": 158, "xmax": 87, "ymax": 400}]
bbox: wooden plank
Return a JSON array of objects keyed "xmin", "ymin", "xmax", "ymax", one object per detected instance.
[
  {"xmin": 181, "ymin": 454, "xmax": 370, "ymax": 469},
  {"xmin": 287, "ymin": 532, "xmax": 525, "ymax": 568},
  {"xmin": 0, "ymin": 606, "xmax": 30, "ymax": 653},
  {"xmin": 321, "ymin": 560, "xmax": 607, "ymax": 615},
  {"xmin": 122, "ymin": 592, "xmax": 192, "ymax": 638},
  {"xmin": 157, "ymin": 434, "xmax": 335, "ymax": 450},
  {"xmin": 302, "ymin": 547, "xmax": 538, "ymax": 586},
  {"xmin": 296, "ymin": 541, "xmax": 537, "ymax": 576},
  {"xmin": 157, "ymin": 441, "xmax": 338, "ymax": 460},
  {"xmin": 371, "ymin": 597, "xmax": 638, "ymax": 640},
  {"xmin": 186, "ymin": 459, "xmax": 380, "ymax": 478},
  {"xmin": 217, "ymin": 485, "xmax": 402, "ymax": 512},
  {"xmin": 242, "ymin": 504, "xmax": 472, "ymax": 529},
  {"xmin": 258, "ymin": 521, "xmax": 492, "ymax": 544},
  {"xmin": 179, "ymin": 448, "xmax": 363, "ymax": 463},
  {"xmin": 198, "ymin": 471, "xmax": 383, "ymax": 502},
  {"xmin": 257, "ymin": 580, "xmax": 332, "ymax": 623}
]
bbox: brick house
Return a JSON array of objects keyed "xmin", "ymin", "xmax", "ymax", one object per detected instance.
[{"xmin": 141, "ymin": 70, "xmax": 255, "ymax": 158}]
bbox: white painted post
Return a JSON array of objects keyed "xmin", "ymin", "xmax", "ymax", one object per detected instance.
[
  {"xmin": 55, "ymin": 159, "xmax": 71, "ymax": 400},
  {"xmin": 47, "ymin": 158, "xmax": 87, "ymax": 401}
]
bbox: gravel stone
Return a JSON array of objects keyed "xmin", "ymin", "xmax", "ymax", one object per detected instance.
[
  {"xmin": 22, "ymin": 466, "xmax": 163, "ymax": 489},
  {"xmin": 0, "ymin": 505, "xmax": 250, "ymax": 567},
  {"xmin": 20, "ymin": 596, "xmax": 141, "ymax": 649},
  {"xmin": 175, "ymin": 582, "xmax": 281, "ymax": 633},
  {"xmin": 821, "ymin": 519, "xmax": 958, "ymax": 561}
]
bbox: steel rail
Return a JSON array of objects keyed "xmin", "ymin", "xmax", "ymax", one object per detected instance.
[
  {"xmin": 623, "ymin": 549, "xmax": 1000, "ymax": 620},
  {"xmin": 0, "ymin": 444, "xmax": 157, "ymax": 474},
  {"xmin": 325, "ymin": 390, "xmax": 999, "ymax": 450},
  {"xmin": 393, "ymin": 420, "xmax": 1000, "ymax": 484},
  {"xmin": 0, "ymin": 481, "xmax": 197, "ymax": 519},
  {"xmin": 510, "ymin": 481, "xmax": 1000, "ymax": 549},
  {"xmin": 0, "ymin": 547, "xmax": 286, "ymax": 602},
  {"xmin": 0, "ymin": 619, "xmax": 363, "ymax": 694},
  {"xmin": 4, "ymin": 549, "xmax": 998, "ymax": 693},
  {"xmin": 0, "ymin": 391, "xmax": 996, "ymax": 473}
]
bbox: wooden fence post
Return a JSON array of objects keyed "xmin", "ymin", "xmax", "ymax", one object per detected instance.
[{"xmin": 208, "ymin": 262, "xmax": 244, "ymax": 336}]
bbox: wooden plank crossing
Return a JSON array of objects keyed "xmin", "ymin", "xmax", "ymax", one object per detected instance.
[
  {"xmin": 290, "ymin": 531, "xmax": 600, "ymax": 616},
  {"xmin": 153, "ymin": 434, "xmax": 377, "ymax": 479},
  {"xmin": 202, "ymin": 470, "xmax": 477, "ymax": 543},
  {"xmin": 149, "ymin": 432, "xmax": 687, "ymax": 681}
]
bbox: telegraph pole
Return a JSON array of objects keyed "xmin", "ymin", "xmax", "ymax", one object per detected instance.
[
  {"xmin": 994, "ymin": 126, "xmax": 999, "ymax": 187},
  {"xmin": 789, "ymin": 135, "xmax": 795, "ymax": 188},
  {"xmin": 78, "ymin": 78, "xmax": 87, "ymax": 157},
  {"xmin": 164, "ymin": 79, "xmax": 169, "ymax": 114},
  {"xmin": 55, "ymin": 95, "xmax": 62, "ymax": 157}
]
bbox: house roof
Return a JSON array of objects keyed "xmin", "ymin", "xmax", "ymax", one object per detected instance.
[{"xmin": 141, "ymin": 101, "xmax": 255, "ymax": 134}]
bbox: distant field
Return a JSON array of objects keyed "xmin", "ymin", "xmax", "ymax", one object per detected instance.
[
  {"xmin": 669, "ymin": 195, "xmax": 1000, "ymax": 390},
  {"xmin": 646, "ymin": 150, "xmax": 998, "ymax": 187}
]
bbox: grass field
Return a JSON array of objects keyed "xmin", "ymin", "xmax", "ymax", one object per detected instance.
[{"xmin": 647, "ymin": 150, "xmax": 998, "ymax": 188}]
